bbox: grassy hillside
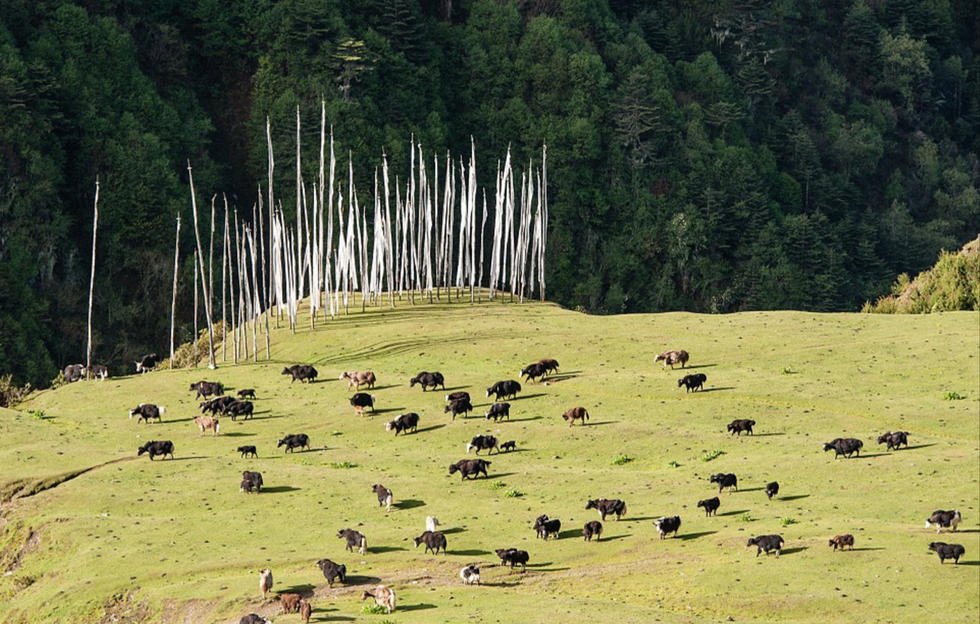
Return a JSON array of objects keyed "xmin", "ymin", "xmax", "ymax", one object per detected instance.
[{"xmin": 1, "ymin": 300, "xmax": 978, "ymax": 624}]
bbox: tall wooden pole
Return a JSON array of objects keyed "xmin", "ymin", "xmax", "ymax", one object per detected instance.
[
  {"xmin": 86, "ymin": 178, "xmax": 99, "ymax": 378},
  {"xmin": 186, "ymin": 161, "xmax": 217, "ymax": 369},
  {"xmin": 170, "ymin": 213, "xmax": 181, "ymax": 367}
]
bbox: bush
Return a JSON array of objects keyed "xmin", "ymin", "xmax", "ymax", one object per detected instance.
[
  {"xmin": 612, "ymin": 454, "xmax": 634, "ymax": 465},
  {"xmin": 362, "ymin": 603, "xmax": 388, "ymax": 615},
  {"xmin": 159, "ymin": 322, "xmax": 227, "ymax": 369},
  {"xmin": 329, "ymin": 461, "xmax": 357, "ymax": 469},
  {"xmin": 0, "ymin": 374, "xmax": 33, "ymax": 408},
  {"xmin": 700, "ymin": 449, "xmax": 725, "ymax": 462},
  {"xmin": 780, "ymin": 517, "xmax": 798, "ymax": 526},
  {"xmin": 943, "ymin": 391, "xmax": 966, "ymax": 400},
  {"xmin": 866, "ymin": 238, "xmax": 980, "ymax": 313},
  {"xmin": 504, "ymin": 489, "xmax": 524, "ymax": 498}
]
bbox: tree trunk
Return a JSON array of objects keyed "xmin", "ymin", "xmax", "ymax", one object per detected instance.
[
  {"xmin": 170, "ymin": 213, "xmax": 181, "ymax": 367},
  {"xmin": 86, "ymin": 178, "xmax": 99, "ymax": 378}
]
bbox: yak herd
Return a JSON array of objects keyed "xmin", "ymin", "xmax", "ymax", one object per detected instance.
[{"xmin": 116, "ymin": 345, "xmax": 967, "ymax": 623}]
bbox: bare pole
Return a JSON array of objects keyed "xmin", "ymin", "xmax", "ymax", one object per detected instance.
[
  {"xmin": 221, "ymin": 202, "xmax": 228, "ymax": 362},
  {"xmin": 209, "ymin": 194, "xmax": 216, "ymax": 323},
  {"xmin": 186, "ymin": 161, "xmax": 217, "ymax": 369},
  {"xmin": 170, "ymin": 213, "xmax": 181, "ymax": 367},
  {"xmin": 86, "ymin": 178, "xmax": 99, "ymax": 378},
  {"xmin": 193, "ymin": 252, "xmax": 199, "ymax": 365}
]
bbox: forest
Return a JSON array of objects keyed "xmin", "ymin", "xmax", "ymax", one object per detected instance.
[{"xmin": 0, "ymin": 0, "xmax": 977, "ymax": 385}]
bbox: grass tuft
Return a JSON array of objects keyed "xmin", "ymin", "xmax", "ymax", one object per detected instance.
[
  {"xmin": 700, "ymin": 449, "xmax": 725, "ymax": 462},
  {"xmin": 611, "ymin": 454, "xmax": 634, "ymax": 465}
]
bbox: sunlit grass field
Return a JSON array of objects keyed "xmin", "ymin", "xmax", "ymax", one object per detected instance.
[{"xmin": 1, "ymin": 299, "xmax": 978, "ymax": 623}]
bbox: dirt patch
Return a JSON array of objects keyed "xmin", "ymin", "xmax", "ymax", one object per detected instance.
[{"xmin": 99, "ymin": 591, "xmax": 151, "ymax": 624}]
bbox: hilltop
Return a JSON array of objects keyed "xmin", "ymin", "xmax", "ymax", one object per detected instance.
[{"xmin": 1, "ymin": 301, "xmax": 978, "ymax": 623}]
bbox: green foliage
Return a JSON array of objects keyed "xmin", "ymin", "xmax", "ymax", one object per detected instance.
[
  {"xmin": 1, "ymin": 0, "xmax": 978, "ymax": 384},
  {"xmin": 361, "ymin": 603, "xmax": 388, "ymax": 615},
  {"xmin": 330, "ymin": 461, "xmax": 357, "ymax": 469},
  {"xmin": 0, "ymin": 375, "xmax": 32, "ymax": 408},
  {"xmin": 504, "ymin": 489, "xmax": 524, "ymax": 498},
  {"xmin": 700, "ymin": 449, "xmax": 725, "ymax": 462},
  {"xmin": 943, "ymin": 391, "xmax": 965, "ymax": 401},
  {"xmin": 611, "ymin": 454, "xmax": 634, "ymax": 465},
  {"xmin": 865, "ymin": 238, "xmax": 980, "ymax": 313},
  {"xmin": 781, "ymin": 517, "xmax": 798, "ymax": 526}
]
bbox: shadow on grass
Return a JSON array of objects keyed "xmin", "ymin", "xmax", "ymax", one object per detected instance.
[
  {"xmin": 344, "ymin": 575, "xmax": 382, "ymax": 586},
  {"xmin": 718, "ymin": 510, "xmax": 750, "ymax": 516},
  {"xmin": 508, "ymin": 416, "xmax": 544, "ymax": 423},
  {"xmin": 248, "ymin": 414, "xmax": 284, "ymax": 421},
  {"xmin": 739, "ymin": 487, "xmax": 765, "ymax": 492},
  {"xmin": 278, "ymin": 583, "xmax": 315, "ymax": 596},
  {"xmin": 483, "ymin": 580, "xmax": 522, "ymax": 587},
  {"xmin": 780, "ymin": 546, "xmax": 808, "ymax": 556},
  {"xmin": 367, "ymin": 384, "xmax": 400, "ymax": 391},
  {"xmin": 957, "ymin": 561, "xmax": 980, "ymax": 566},
  {"xmin": 585, "ymin": 420, "xmax": 616, "ymax": 427},
  {"xmin": 451, "ymin": 549, "xmax": 490, "ymax": 556},
  {"xmin": 399, "ymin": 603, "xmax": 437, "ymax": 612},
  {"xmin": 753, "ymin": 432, "xmax": 786, "ymax": 437},
  {"xmin": 222, "ymin": 431, "xmax": 256, "ymax": 437},
  {"xmin": 700, "ymin": 387, "xmax": 736, "ymax": 392},
  {"xmin": 441, "ymin": 527, "xmax": 465, "ymax": 535},
  {"xmin": 902, "ymin": 444, "xmax": 937, "ymax": 451},
  {"xmin": 393, "ymin": 499, "xmax": 425, "ymax": 510},
  {"xmin": 511, "ymin": 393, "xmax": 547, "ymax": 401},
  {"xmin": 162, "ymin": 456, "xmax": 207, "ymax": 462},
  {"xmin": 848, "ymin": 547, "xmax": 885, "ymax": 551},
  {"xmin": 678, "ymin": 531, "xmax": 717, "ymax": 541},
  {"xmin": 368, "ymin": 546, "xmax": 406, "ymax": 554},
  {"xmin": 623, "ymin": 516, "xmax": 660, "ymax": 522},
  {"xmin": 779, "ymin": 495, "xmax": 810, "ymax": 502},
  {"xmin": 596, "ymin": 533, "xmax": 632, "ymax": 542},
  {"xmin": 314, "ymin": 615, "xmax": 355, "ymax": 622},
  {"xmin": 414, "ymin": 424, "xmax": 446, "ymax": 434},
  {"xmin": 485, "ymin": 472, "xmax": 516, "ymax": 479},
  {"xmin": 526, "ymin": 564, "xmax": 571, "ymax": 572},
  {"xmin": 263, "ymin": 486, "xmax": 300, "ymax": 493},
  {"xmin": 545, "ymin": 373, "xmax": 578, "ymax": 382},
  {"xmin": 370, "ymin": 407, "xmax": 405, "ymax": 415},
  {"xmin": 682, "ymin": 363, "xmax": 716, "ymax": 369},
  {"xmin": 856, "ymin": 453, "xmax": 888, "ymax": 459}
]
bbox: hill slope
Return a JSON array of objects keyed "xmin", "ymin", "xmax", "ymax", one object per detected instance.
[{"xmin": 2, "ymin": 301, "xmax": 978, "ymax": 624}]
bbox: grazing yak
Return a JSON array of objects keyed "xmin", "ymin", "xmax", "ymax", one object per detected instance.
[
  {"xmin": 240, "ymin": 471, "xmax": 263, "ymax": 493},
  {"xmin": 823, "ymin": 438, "xmax": 864, "ymax": 459},
  {"xmin": 414, "ymin": 530, "xmax": 448, "ymax": 554},
  {"xmin": 200, "ymin": 395, "xmax": 236, "ymax": 415},
  {"xmin": 520, "ymin": 362, "xmax": 548, "ymax": 383},
  {"xmin": 562, "ymin": 406, "xmax": 590, "ymax": 427},
  {"xmin": 500, "ymin": 440, "xmax": 517, "ymax": 452},
  {"xmin": 877, "ymin": 431, "xmax": 910, "ymax": 451},
  {"xmin": 239, "ymin": 615, "xmax": 271, "ymax": 624},
  {"xmin": 495, "ymin": 548, "xmax": 530, "ymax": 571},
  {"xmin": 350, "ymin": 392, "xmax": 375, "ymax": 414},
  {"xmin": 386, "ymin": 412, "xmax": 420, "ymax": 435},
  {"xmin": 537, "ymin": 358, "xmax": 560, "ymax": 374},
  {"xmin": 194, "ymin": 415, "xmax": 220, "ymax": 436},
  {"xmin": 449, "ymin": 458, "xmax": 491, "ymax": 480},
  {"xmin": 697, "ymin": 497, "xmax": 721, "ymax": 516},
  {"xmin": 929, "ymin": 542, "xmax": 966, "ymax": 564},
  {"xmin": 338, "ymin": 528, "xmax": 367, "ymax": 555},
  {"xmin": 654, "ymin": 516, "xmax": 682, "ymax": 539},
  {"xmin": 446, "ymin": 391, "xmax": 470, "ymax": 403},
  {"xmin": 467, "ymin": 435, "xmax": 499, "ymax": 455},
  {"xmin": 747, "ymin": 534, "xmax": 785, "ymax": 557},
  {"xmin": 485, "ymin": 402, "xmax": 511, "ymax": 421},
  {"xmin": 534, "ymin": 514, "xmax": 561, "ymax": 540},
  {"xmin": 583, "ymin": 520, "xmax": 603, "ymax": 542},
  {"xmin": 129, "ymin": 403, "xmax": 165, "ymax": 423},
  {"xmin": 486, "ymin": 380, "xmax": 522, "ymax": 401},
  {"xmin": 361, "ymin": 586, "xmax": 396, "ymax": 614},
  {"xmin": 678, "ymin": 373, "xmax": 707, "ymax": 392},
  {"xmin": 656, "ymin": 349, "xmax": 689, "ymax": 369},
  {"xmin": 237, "ymin": 388, "xmax": 256, "ymax": 399},
  {"xmin": 282, "ymin": 364, "xmax": 318, "ymax": 383},
  {"xmin": 925, "ymin": 510, "xmax": 962, "ymax": 533},
  {"xmin": 190, "ymin": 380, "xmax": 224, "ymax": 399},
  {"xmin": 135, "ymin": 353, "xmax": 159, "ymax": 374},
  {"xmin": 258, "ymin": 569, "xmax": 273, "ymax": 598},
  {"xmin": 727, "ymin": 419, "xmax": 756, "ymax": 435},
  {"xmin": 63, "ymin": 364, "xmax": 85, "ymax": 383},
  {"xmin": 444, "ymin": 398, "xmax": 474, "ymax": 420},
  {"xmin": 277, "ymin": 433, "xmax": 310, "ymax": 453},
  {"xmin": 410, "ymin": 371, "xmax": 445, "ymax": 391},
  {"xmin": 225, "ymin": 400, "xmax": 254, "ymax": 421},
  {"xmin": 829, "ymin": 534, "xmax": 855, "ymax": 551},
  {"xmin": 279, "ymin": 593, "xmax": 302, "ymax": 614},
  {"xmin": 237, "ymin": 445, "xmax": 258, "ymax": 458},
  {"xmin": 372, "ymin": 484, "xmax": 393, "ymax": 512},
  {"xmin": 340, "ymin": 370, "xmax": 376, "ymax": 391},
  {"xmin": 137, "ymin": 440, "xmax": 174, "ymax": 460},
  {"xmin": 81, "ymin": 364, "xmax": 109, "ymax": 380},
  {"xmin": 316, "ymin": 558, "xmax": 347, "ymax": 586},
  {"xmin": 586, "ymin": 498, "xmax": 627, "ymax": 521},
  {"xmin": 710, "ymin": 473, "xmax": 738, "ymax": 493},
  {"xmin": 766, "ymin": 481, "xmax": 780, "ymax": 500},
  {"xmin": 460, "ymin": 565, "xmax": 481, "ymax": 585}
]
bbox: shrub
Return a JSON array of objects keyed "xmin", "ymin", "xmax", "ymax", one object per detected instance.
[
  {"xmin": 504, "ymin": 489, "xmax": 524, "ymax": 498},
  {"xmin": 701, "ymin": 449, "xmax": 725, "ymax": 462},
  {"xmin": 0, "ymin": 374, "xmax": 33, "ymax": 408},
  {"xmin": 329, "ymin": 461, "xmax": 357, "ymax": 469},
  {"xmin": 362, "ymin": 603, "xmax": 388, "ymax": 615},
  {"xmin": 943, "ymin": 391, "xmax": 965, "ymax": 400},
  {"xmin": 780, "ymin": 517, "xmax": 798, "ymax": 526},
  {"xmin": 612, "ymin": 454, "xmax": 634, "ymax": 465}
]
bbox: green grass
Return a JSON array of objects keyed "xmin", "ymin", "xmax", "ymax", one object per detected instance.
[{"xmin": 1, "ymin": 300, "xmax": 978, "ymax": 624}]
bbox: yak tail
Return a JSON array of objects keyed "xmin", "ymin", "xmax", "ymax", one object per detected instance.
[
  {"xmin": 158, "ymin": 406, "xmax": 167, "ymax": 415},
  {"xmin": 359, "ymin": 537, "xmax": 367, "ymax": 554},
  {"xmin": 621, "ymin": 503, "xmax": 628, "ymax": 517}
]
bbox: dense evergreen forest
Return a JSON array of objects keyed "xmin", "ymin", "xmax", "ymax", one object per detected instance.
[{"xmin": 0, "ymin": 0, "xmax": 977, "ymax": 385}]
